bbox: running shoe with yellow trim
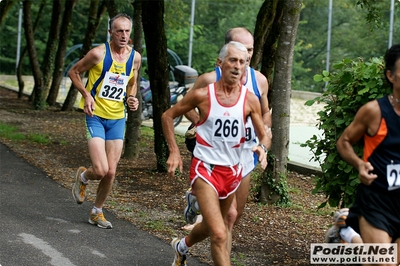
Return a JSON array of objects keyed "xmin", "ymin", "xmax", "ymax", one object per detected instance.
[
  {"xmin": 171, "ymin": 237, "xmax": 187, "ymax": 266},
  {"xmin": 72, "ymin": 167, "xmax": 87, "ymax": 204},
  {"xmin": 89, "ymin": 212, "xmax": 113, "ymax": 229}
]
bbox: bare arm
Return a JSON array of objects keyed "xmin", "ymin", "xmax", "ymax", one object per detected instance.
[
  {"xmin": 336, "ymin": 101, "xmax": 380, "ymax": 185},
  {"xmin": 126, "ymin": 51, "xmax": 142, "ymax": 97},
  {"xmin": 162, "ymin": 87, "xmax": 208, "ymax": 177},
  {"xmin": 126, "ymin": 51, "xmax": 142, "ymax": 111},
  {"xmin": 184, "ymin": 71, "xmax": 217, "ymax": 124},
  {"xmin": 68, "ymin": 45, "xmax": 104, "ymax": 117},
  {"xmin": 255, "ymin": 71, "xmax": 272, "ymax": 138},
  {"xmin": 246, "ymin": 92, "xmax": 271, "ymax": 169}
]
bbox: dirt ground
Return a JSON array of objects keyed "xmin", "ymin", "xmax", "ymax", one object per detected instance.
[{"xmin": 0, "ymin": 87, "xmax": 335, "ymax": 265}]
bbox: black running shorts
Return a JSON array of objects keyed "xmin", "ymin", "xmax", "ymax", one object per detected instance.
[{"xmin": 346, "ymin": 184, "xmax": 400, "ymax": 241}]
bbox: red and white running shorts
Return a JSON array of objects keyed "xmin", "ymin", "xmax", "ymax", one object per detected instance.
[{"xmin": 189, "ymin": 157, "xmax": 242, "ymax": 199}]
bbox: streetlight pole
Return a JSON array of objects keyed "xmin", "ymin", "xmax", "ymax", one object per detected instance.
[
  {"xmin": 325, "ymin": 0, "xmax": 333, "ymax": 90},
  {"xmin": 188, "ymin": 0, "xmax": 195, "ymax": 67},
  {"xmin": 326, "ymin": 0, "xmax": 332, "ymax": 73},
  {"xmin": 16, "ymin": 1, "xmax": 23, "ymax": 73},
  {"xmin": 388, "ymin": 0, "xmax": 394, "ymax": 48}
]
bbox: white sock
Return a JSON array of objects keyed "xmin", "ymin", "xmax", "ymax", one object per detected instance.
[
  {"xmin": 178, "ymin": 237, "xmax": 189, "ymax": 254},
  {"xmin": 92, "ymin": 206, "xmax": 102, "ymax": 214},
  {"xmin": 340, "ymin": 226, "xmax": 360, "ymax": 243},
  {"xmin": 81, "ymin": 171, "xmax": 88, "ymax": 184}
]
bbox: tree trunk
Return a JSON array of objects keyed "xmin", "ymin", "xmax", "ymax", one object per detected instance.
[
  {"xmin": 105, "ymin": 0, "xmax": 118, "ymax": 18},
  {"xmin": 123, "ymin": 0, "xmax": 143, "ymax": 159},
  {"xmin": 61, "ymin": 0, "xmax": 106, "ymax": 111},
  {"xmin": 251, "ymin": 0, "xmax": 278, "ymax": 70},
  {"xmin": 260, "ymin": 0, "xmax": 284, "ymax": 104},
  {"xmin": 141, "ymin": 0, "xmax": 170, "ymax": 172},
  {"xmin": 17, "ymin": 1, "xmax": 46, "ymax": 99},
  {"xmin": 259, "ymin": 0, "xmax": 302, "ymax": 204},
  {"xmin": 0, "ymin": 0, "xmax": 15, "ymax": 27},
  {"xmin": 47, "ymin": 0, "xmax": 77, "ymax": 106},
  {"xmin": 42, "ymin": 0, "xmax": 62, "ymax": 101},
  {"xmin": 22, "ymin": 0, "xmax": 46, "ymax": 110}
]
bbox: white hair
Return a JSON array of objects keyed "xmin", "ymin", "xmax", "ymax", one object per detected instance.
[{"xmin": 218, "ymin": 41, "xmax": 248, "ymax": 63}]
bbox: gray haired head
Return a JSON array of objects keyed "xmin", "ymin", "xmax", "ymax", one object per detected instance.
[
  {"xmin": 109, "ymin": 13, "xmax": 133, "ymax": 30},
  {"xmin": 218, "ymin": 41, "xmax": 248, "ymax": 63}
]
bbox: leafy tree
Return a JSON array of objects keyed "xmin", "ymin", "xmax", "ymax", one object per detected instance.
[
  {"xmin": 163, "ymin": 0, "xmax": 263, "ymax": 74},
  {"xmin": 293, "ymin": 0, "xmax": 399, "ymax": 92},
  {"xmin": 300, "ymin": 0, "xmax": 398, "ymax": 208},
  {"xmin": 303, "ymin": 57, "xmax": 391, "ymax": 208}
]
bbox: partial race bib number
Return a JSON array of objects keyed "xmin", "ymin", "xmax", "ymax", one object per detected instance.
[
  {"xmin": 387, "ymin": 164, "xmax": 400, "ymax": 191},
  {"xmin": 245, "ymin": 126, "xmax": 252, "ymax": 142},
  {"xmin": 244, "ymin": 116, "xmax": 256, "ymax": 143},
  {"xmin": 212, "ymin": 116, "xmax": 242, "ymax": 142},
  {"xmin": 98, "ymin": 72, "xmax": 129, "ymax": 102}
]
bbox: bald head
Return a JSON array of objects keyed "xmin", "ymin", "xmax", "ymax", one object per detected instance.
[
  {"xmin": 224, "ymin": 27, "xmax": 254, "ymax": 64},
  {"xmin": 225, "ymin": 27, "xmax": 253, "ymax": 43}
]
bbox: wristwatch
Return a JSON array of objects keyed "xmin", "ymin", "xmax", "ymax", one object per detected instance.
[{"xmin": 258, "ymin": 144, "xmax": 268, "ymax": 154}]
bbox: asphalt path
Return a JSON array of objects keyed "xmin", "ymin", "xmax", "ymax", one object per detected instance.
[{"xmin": 0, "ymin": 143, "xmax": 207, "ymax": 266}]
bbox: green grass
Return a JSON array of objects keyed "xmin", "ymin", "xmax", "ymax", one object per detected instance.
[
  {"xmin": 4, "ymin": 79, "xmax": 18, "ymax": 87},
  {"xmin": 0, "ymin": 122, "xmax": 51, "ymax": 144},
  {"xmin": 143, "ymin": 219, "xmax": 175, "ymax": 235},
  {"xmin": 140, "ymin": 126, "xmax": 154, "ymax": 137},
  {"xmin": 0, "ymin": 122, "xmax": 26, "ymax": 141},
  {"xmin": 288, "ymin": 186, "xmax": 301, "ymax": 194},
  {"xmin": 231, "ymin": 253, "xmax": 247, "ymax": 266},
  {"xmin": 28, "ymin": 133, "xmax": 50, "ymax": 144},
  {"xmin": 140, "ymin": 125, "xmax": 185, "ymax": 145}
]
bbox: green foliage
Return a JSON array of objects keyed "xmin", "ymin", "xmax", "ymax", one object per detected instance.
[
  {"xmin": 164, "ymin": 0, "xmax": 263, "ymax": 74},
  {"xmin": 2, "ymin": 0, "xmax": 398, "ymax": 92},
  {"xmin": 251, "ymin": 153, "xmax": 291, "ymax": 207},
  {"xmin": 303, "ymin": 57, "xmax": 391, "ymax": 207},
  {"xmin": 293, "ymin": 0, "xmax": 399, "ymax": 92},
  {"xmin": 292, "ymin": 40, "xmax": 313, "ymax": 91},
  {"xmin": 356, "ymin": 0, "xmax": 388, "ymax": 30}
]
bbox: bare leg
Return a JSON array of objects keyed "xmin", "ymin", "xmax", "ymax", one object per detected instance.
[
  {"xmin": 225, "ymin": 175, "xmax": 250, "ymax": 253},
  {"xmin": 395, "ymin": 238, "xmax": 400, "ymax": 265},
  {"xmin": 186, "ymin": 178, "xmax": 234, "ymax": 266},
  {"xmin": 84, "ymin": 138, "xmax": 123, "ymax": 208},
  {"xmin": 94, "ymin": 139, "xmax": 123, "ymax": 208},
  {"xmin": 359, "ymin": 216, "xmax": 395, "ymax": 266}
]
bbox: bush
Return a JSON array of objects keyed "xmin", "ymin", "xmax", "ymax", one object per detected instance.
[{"xmin": 303, "ymin": 57, "xmax": 391, "ymax": 208}]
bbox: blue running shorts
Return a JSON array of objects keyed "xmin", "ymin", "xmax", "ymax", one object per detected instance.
[{"xmin": 85, "ymin": 115, "xmax": 125, "ymax": 140}]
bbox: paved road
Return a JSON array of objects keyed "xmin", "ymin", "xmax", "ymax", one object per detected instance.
[{"xmin": 0, "ymin": 143, "xmax": 207, "ymax": 266}]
